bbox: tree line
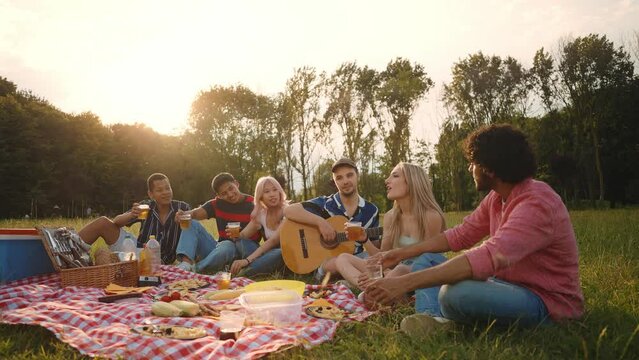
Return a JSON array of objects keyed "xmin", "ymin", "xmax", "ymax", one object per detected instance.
[{"xmin": 1, "ymin": 33, "xmax": 638, "ymax": 219}]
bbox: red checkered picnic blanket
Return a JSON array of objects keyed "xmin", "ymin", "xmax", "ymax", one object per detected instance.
[{"xmin": 0, "ymin": 265, "xmax": 374, "ymax": 359}]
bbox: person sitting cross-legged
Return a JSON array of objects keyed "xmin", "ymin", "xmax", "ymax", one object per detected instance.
[
  {"xmin": 335, "ymin": 162, "xmax": 447, "ymax": 309},
  {"xmin": 365, "ymin": 124, "xmax": 584, "ymax": 337},
  {"xmin": 283, "ymin": 158, "xmax": 380, "ymax": 281}
]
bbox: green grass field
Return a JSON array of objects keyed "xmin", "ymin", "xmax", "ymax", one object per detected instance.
[{"xmin": 1, "ymin": 210, "xmax": 638, "ymax": 359}]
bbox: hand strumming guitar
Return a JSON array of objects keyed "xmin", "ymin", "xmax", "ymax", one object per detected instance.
[{"xmin": 317, "ymin": 218, "xmax": 337, "ymax": 243}]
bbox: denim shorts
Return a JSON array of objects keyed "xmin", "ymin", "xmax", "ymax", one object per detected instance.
[{"xmin": 401, "ymin": 257, "xmax": 417, "ymax": 266}]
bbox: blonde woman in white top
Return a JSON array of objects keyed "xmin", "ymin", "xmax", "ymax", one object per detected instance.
[
  {"xmin": 230, "ymin": 176, "xmax": 288, "ymax": 276},
  {"xmin": 335, "ymin": 162, "xmax": 446, "ymax": 290}
]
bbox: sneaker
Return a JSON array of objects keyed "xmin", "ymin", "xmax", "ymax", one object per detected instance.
[
  {"xmin": 176, "ymin": 261, "xmax": 194, "ymax": 272},
  {"xmin": 400, "ymin": 314, "xmax": 450, "ymax": 338}
]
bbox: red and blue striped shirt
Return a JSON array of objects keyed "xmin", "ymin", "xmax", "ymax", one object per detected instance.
[{"xmin": 202, "ymin": 195, "xmax": 260, "ymax": 242}]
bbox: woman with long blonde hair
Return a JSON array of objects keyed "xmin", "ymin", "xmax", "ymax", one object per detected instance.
[
  {"xmin": 230, "ymin": 176, "xmax": 288, "ymax": 276},
  {"xmin": 335, "ymin": 162, "xmax": 447, "ymax": 300}
]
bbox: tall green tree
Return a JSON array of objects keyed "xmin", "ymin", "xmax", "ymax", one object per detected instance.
[
  {"xmin": 323, "ymin": 62, "xmax": 379, "ymax": 163},
  {"xmin": 557, "ymin": 34, "xmax": 635, "ymax": 201},
  {"xmin": 433, "ymin": 121, "xmax": 475, "ymax": 211},
  {"xmin": 280, "ymin": 67, "xmax": 325, "ymax": 200},
  {"xmin": 0, "ymin": 77, "xmax": 17, "ymax": 97},
  {"xmin": 377, "ymin": 58, "xmax": 433, "ymax": 175},
  {"xmin": 530, "ymin": 48, "xmax": 558, "ymax": 112},
  {"xmin": 443, "ymin": 52, "xmax": 531, "ymax": 128},
  {"xmin": 189, "ymin": 85, "xmax": 280, "ymax": 195}
]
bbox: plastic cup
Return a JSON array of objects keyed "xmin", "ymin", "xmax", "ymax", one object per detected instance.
[
  {"xmin": 178, "ymin": 213, "xmax": 192, "ymax": 230},
  {"xmin": 217, "ymin": 271, "xmax": 231, "ymax": 289},
  {"xmin": 227, "ymin": 222, "xmax": 241, "ymax": 239},
  {"xmin": 138, "ymin": 204, "xmax": 150, "ymax": 220},
  {"xmin": 366, "ymin": 258, "xmax": 383, "ymax": 280},
  {"xmin": 219, "ymin": 310, "xmax": 246, "ymax": 340},
  {"xmin": 346, "ymin": 221, "xmax": 364, "ymax": 241}
]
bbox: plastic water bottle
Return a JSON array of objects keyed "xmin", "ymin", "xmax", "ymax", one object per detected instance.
[
  {"xmin": 122, "ymin": 234, "xmax": 137, "ymax": 261},
  {"xmin": 146, "ymin": 235, "xmax": 161, "ymax": 275}
]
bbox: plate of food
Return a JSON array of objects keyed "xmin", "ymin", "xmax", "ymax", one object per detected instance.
[
  {"xmin": 153, "ymin": 289, "xmax": 197, "ymax": 303},
  {"xmin": 305, "ymin": 304, "xmax": 348, "ymax": 320},
  {"xmin": 304, "ymin": 298, "xmax": 350, "ymax": 321},
  {"xmin": 131, "ymin": 324, "xmax": 207, "ymax": 340}
]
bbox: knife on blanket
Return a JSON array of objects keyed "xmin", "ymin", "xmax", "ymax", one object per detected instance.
[{"xmin": 98, "ymin": 292, "xmax": 143, "ymax": 303}]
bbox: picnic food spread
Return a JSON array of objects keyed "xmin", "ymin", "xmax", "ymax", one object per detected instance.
[
  {"xmin": 131, "ymin": 324, "xmax": 207, "ymax": 340},
  {"xmin": 1, "ymin": 260, "xmax": 375, "ymax": 359},
  {"xmin": 305, "ymin": 305, "xmax": 347, "ymax": 320},
  {"xmin": 305, "ymin": 299, "xmax": 349, "ymax": 320},
  {"xmin": 167, "ymin": 278, "xmax": 209, "ymax": 291}
]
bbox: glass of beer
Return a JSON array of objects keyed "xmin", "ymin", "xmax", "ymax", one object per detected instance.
[
  {"xmin": 217, "ymin": 270, "xmax": 231, "ymax": 290},
  {"xmin": 346, "ymin": 221, "xmax": 364, "ymax": 241},
  {"xmin": 138, "ymin": 204, "xmax": 150, "ymax": 220},
  {"xmin": 178, "ymin": 212, "xmax": 192, "ymax": 229},
  {"xmin": 227, "ymin": 222, "xmax": 241, "ymax": 239}
]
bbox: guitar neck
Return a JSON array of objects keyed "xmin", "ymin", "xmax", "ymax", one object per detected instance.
[{"xmin": 335, "ymin": 227, "xmax": 383, "ymax": 242}]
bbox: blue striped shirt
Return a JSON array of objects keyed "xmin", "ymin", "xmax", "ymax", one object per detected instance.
[
  {"xmin": 302, "ymin": 193, "xmax": 380, "ymax": 254},
  {"xmin": 129, "ymin": 200, "xmax": 190, "ymax": 264}
]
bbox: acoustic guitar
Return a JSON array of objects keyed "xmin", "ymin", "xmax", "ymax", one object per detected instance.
[{"xmin": 280, "ymin": 215, "xmax": 383, "ymax": 274}]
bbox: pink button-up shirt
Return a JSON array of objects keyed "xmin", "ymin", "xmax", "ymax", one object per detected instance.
[{"xmin": 445, "ymin": 178, "xmax": 584, "ymax": 321}]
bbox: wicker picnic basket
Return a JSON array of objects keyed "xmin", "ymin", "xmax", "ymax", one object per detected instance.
[{"xmin": 37, "ymin": 226, "xmax": 138, "ymax": 288}]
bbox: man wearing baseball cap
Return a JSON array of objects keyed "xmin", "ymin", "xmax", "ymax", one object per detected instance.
[{"xmin": 284, "ymin": 158, "xmax": 380, "ymax": 281}]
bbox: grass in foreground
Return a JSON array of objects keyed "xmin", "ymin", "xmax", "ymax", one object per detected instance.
[{"xmin": 1, "ymin": 209, "xmax": 638, "ymax": 359}]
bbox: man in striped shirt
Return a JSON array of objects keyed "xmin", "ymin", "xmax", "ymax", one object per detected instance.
[
  {"xmin": 78, "ymin": 173, "xmax": 190, "ymax": 265},
  {"xmin": 284, "ymin": 158, "xmax": 380, "ymax": 280},
  {"xmin": 175, "ymin": 172, "xmax": 258, "ymax": 273}
]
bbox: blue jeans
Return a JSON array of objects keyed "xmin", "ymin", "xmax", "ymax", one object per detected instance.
[
  {"xmin": 175, "ymin": 220, "xmax": 243, "ymax": 272},
  {"xmin": 411, "ymin": 253, "xmax": 448, "ymax": 316},
  {"xmin": 242, "ymin": 248, "xmax": 285, "ymax": 277},
  {"xmin": 438, "ymin": 278, "xmax": 551, "ymax": 326},
  {"xmin": 176, "ymin": 220, "xmax": 280, "ymax": 274}
]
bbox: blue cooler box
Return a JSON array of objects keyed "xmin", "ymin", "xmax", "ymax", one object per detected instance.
[{"xmin": 0, "ymin": 228, "xmax": 55, "ymax": 283}]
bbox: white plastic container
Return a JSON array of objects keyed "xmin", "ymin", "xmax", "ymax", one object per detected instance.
[
  {"xmin": 122, "ymin": 234, "xmax": 137, "ymax": 261},
  {"xmin": 238, "ymin": 290, "xmax": 303, "ymax": 326}
]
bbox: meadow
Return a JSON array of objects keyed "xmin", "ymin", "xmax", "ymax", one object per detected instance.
[{"xmin": 1, "ymin": 209, "xmax": 638, "ymax": 359}]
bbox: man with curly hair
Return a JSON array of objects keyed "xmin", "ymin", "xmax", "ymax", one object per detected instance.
[{"xmin": 365, "ymin": 124, "xmax": 584, "ymax": 336}]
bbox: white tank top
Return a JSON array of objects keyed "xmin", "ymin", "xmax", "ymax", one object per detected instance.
[
  {"xmin": 258, "ymin": 211, "xmax": 279, "ymax": 239},
  {"xmin": 398, "ymin": 235, "xmax": 419, "ymax": 248}
]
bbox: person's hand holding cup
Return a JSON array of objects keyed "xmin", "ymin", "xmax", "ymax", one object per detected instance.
[
  {"xmin": 178, "ymin": 212, "xmax": 192, "ymax": 230},
  {"xmin": 136, "ymin": 203, "xmax": 150, "ymax": 220},
  {"xmin": 366, "ymin": 255, "xmax": 384, "ymax": 280},
  {"xmin": 345, "ymin": 221, "xmax": 365, "ymax": 242},
  {"xmin": 226, "ymin": 222, "xmax": 241, "ymax": 240}
]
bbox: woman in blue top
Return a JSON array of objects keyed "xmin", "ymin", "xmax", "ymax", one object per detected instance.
[{"xmin": 335, "ymin": 162, "xmax": 446, "ymax": 292}]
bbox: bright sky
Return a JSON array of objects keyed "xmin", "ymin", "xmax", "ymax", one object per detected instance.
[{"xmin": 1, "ymin": 0, "xmax": 638, "ymax": 142}]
